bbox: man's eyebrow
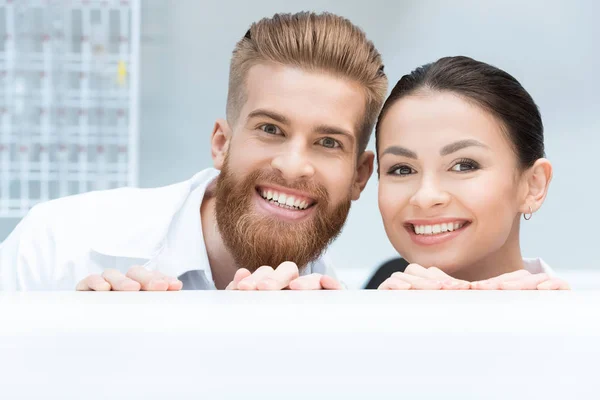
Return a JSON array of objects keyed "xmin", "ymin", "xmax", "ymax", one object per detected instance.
[{"xmin": 246, "ymin": 109, "xmax": 290, "ymax": 125}]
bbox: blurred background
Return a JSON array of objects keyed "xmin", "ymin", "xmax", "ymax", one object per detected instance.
[{"xmin": 1, "ymin": 0, "xmax": 598, "ymax": 288}]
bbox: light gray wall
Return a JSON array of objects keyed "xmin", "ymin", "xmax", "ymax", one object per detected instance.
[{"xmin": 2, "ymin": 0, "xmax": 598, "ymax": 283}]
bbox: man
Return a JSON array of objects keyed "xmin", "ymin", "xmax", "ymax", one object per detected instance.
[{"xmin": 0, "ymin": 12, "xmax": 388, "ymax": 291}]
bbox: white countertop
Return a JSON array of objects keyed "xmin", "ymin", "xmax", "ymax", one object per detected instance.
[{"xmin": 1, "ymin": 291, "xmax": 599, "ymax": 399}]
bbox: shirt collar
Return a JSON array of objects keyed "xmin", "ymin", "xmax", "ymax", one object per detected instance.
[
  {"xmin": 523, "ymin": 257, "xmax": 554, "ymax": 276},
  {"xmin": 89, "ymin": 169, "xmax": 220, "ymax": 276},
  {"xmin": 148, "ymin": 172, "xmax": 218, "ymax": 280}
]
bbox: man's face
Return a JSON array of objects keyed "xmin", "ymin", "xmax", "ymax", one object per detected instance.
[{"xmin": 212, "ymin": 63, "xmax": 372, "ymax": 271}]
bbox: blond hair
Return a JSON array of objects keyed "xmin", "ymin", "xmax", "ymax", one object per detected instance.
[{"xmin": 226, "ymin": 12, "xmax": 388, "ymax": 152}]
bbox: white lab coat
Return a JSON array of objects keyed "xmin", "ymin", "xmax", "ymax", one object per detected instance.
[{"xmin": 0, "ymin": 168, "xmax": 337, "ymax": 291}]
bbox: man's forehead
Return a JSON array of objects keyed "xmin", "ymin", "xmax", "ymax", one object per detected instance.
[{"xmin": 241, "ymin": 63, "xmax": 365, "ymax": 137}]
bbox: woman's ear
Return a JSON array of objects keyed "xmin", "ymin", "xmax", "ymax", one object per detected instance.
[{"xmin": 519, "ymin": 158, "xmax": 553, "ymax": 216}]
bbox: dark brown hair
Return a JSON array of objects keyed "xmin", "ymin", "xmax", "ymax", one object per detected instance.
[{"xmin": 376, "ymin": 56, "xmax": 544, "ymax": 168}]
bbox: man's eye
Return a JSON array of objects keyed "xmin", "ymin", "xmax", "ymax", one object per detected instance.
[
  {"xmin": 260, "ymin": 124, "xmax": 282, "ymax": 135},
  {"xmin": 318, "ymin": 137, "xmax": 341, "ymax": 149}
]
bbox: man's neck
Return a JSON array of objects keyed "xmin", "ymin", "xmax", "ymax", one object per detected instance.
[{"xmin": 200, "ymin": 187, "xmax": 238, "ymax": 290}]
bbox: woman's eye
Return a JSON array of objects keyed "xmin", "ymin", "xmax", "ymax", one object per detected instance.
[
  {"xmin": 318, "ymin": 137, "xmax": 341, "ymax": 149},
  {"xmin": 450, "ymin": 160, "xmax": 479, "ymax": 172},
  {"xmin": 389, "ymin": 165, "xmax": 415, "ymax": 176},
  {"xmin": 260, "ymin": 124, "xmax": 282, "ymax": 135}
]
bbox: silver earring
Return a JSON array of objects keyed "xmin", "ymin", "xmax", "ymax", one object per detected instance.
[{"xmin": 523, "ymin": 205, "xmax": 533, "ymax": 221}]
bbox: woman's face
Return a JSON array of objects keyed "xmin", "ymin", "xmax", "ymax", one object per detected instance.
[{"xmin": 377, "ymin": 91, "xmax": 528, "ymax": 275}]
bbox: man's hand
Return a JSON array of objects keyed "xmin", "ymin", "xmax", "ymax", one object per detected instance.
[
  {"xmin": 226, "ymin": 261, "xmax": 342, "ymax": 290},
  {"xmin": 76, "ymin": 266, "xmax": 183, "ymax": 291}
]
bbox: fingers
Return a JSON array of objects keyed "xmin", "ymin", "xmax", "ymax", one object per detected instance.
[
  {"xmin": 230, "ymin": 262, "xmax": 340, "ymax": 291},
  {"xmin": 226, "ymin": 268, "xmax": 252, "ymax": 290},
  {"xmin": 77, "ymin": 267, "xmax": 182, "ymax": 292},
  {"xmin": 471, "ymin": 270, "xmax": 532, "ymax": 290},
  {"xmin": 164, "ymin": 275, "xmax": 184, "ymax": 291},
  {"xmin": 101, "ymin": 269, "xmax": 141, "ymax": 291},
  {"xmin": 403, "ymin": 264, "xmax": 469, "ymax": 290},
  {"xmin": 495, "ymin": 273, "xmax": 556, "ymax": 290},
  {"xmin": 151, "ymin": 270, "xmax": 183, "ymax": 291},
  {"xmin": 256, "ymin": 261, "xmax": 300, "ymax": 290},
  {"xmin": 468, "ymin": 272, "xmax": 550, "ymax": 290},
  {"xmin": 389, "ymin": 265, "xmax": 470, "ymax": 290},
  {"xmin": 75, "ymin": 274, "xmax": 111, "ymax": 291},
  {"xmin": 126, "ymin": 266, "xmax": 170, "ymax": 291},
  {"xmin": 403, "ymin": 263, "xmax": 434, "ymax": 279},
  {"xmin": 385, "ymin": 265, "xmax": 568, "ymax": 291},
  {"xmin": 320, "ymin": 275, "xmax": 343, "ymax": 290},
  {"xmin": 122, "ymin": 266, "xmax": 183, "ymax": 291},
  {"xmin": 537, "ymin": 278, "xmax": 571, "ymax": 290},
  {"xmin": 236, "ymin": 265, "xmax": 275, "ymax": 290},
  {"xmin": 426, "ymin": 268, "xmax": 470, "ymax": 290},
  {"xmin": 386, "ymin": 272, "xmax": 443, "ymax": 290},
  {"xmin": 287, "ymin": 273, "xmax": 343, "ymax": 290},
  {"xmin": 288, "ymin": 273, "xmax": 321, "ymax": 290},
  {"xmin": 378, "ymin": 276, "xmax": 412, "ymax": 290}
]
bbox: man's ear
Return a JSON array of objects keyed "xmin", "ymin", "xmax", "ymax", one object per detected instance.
[
  {"xmin": 351, "ymin": 151, "xmax": 375, "ymax": 201},
  {"xmin": 518, "ymin": 158, "xmax": 552, "ymax": 215},
  {"xmin": 211, "ymin": 119, "xmax": 232, "ymax": 170}
]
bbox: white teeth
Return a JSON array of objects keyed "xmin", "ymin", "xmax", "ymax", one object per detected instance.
[
  {"xmin": 259, "ymin": 189, "xmax": 312, "ymax": 210},
  {"xmin": 413, "ymin": 222, "xmax": 466, "ymax": 236}
]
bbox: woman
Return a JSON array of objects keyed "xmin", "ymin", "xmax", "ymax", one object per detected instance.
[{"xmin": 373, "ymin": 56, "xmax": 568, "ymax": 290}]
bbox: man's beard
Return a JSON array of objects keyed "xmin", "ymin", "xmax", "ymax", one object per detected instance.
[{"xmin": 214, "ymin": 157, "xmax": 351, "ymax": 272}]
